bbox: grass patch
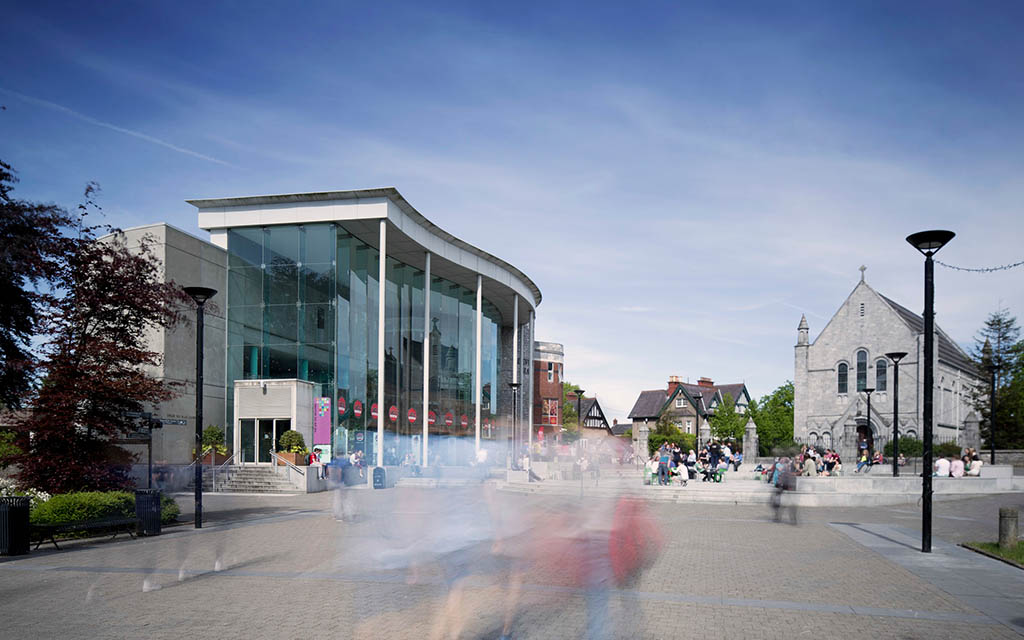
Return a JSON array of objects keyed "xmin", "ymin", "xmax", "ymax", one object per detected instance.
[{"xmin": 966, "ymin": 541, "xmax": 1024, "ymax": 566}]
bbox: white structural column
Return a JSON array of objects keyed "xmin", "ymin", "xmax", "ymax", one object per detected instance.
[
  {"xmin": 474, "ymin": 274, "xmax": 482, "ymax": 453},
  {"xmin": 376, "ymin": 219, "xmax": 386, "ymax": 469},
  {"xmin": 512, "ymin": 294, "xmax": 519, "ymax": 447},
  {"xmin": 422, "ymin": 251, "xmax": 431, "ymax": 465},
  {"xmin": 527, "ymin": 310, "xmax": 534, "ymax": 453}
]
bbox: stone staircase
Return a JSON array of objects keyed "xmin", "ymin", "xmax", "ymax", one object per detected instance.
[{"xmin": 187, "ymin": 465, "xmax": 298, "ymax": 493}]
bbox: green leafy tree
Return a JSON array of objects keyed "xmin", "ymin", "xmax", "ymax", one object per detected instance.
[
  {"xmin": 971, "ymin": 308, "xmax": 1024, "ymax": 449},
  {"xmin": 749, "ymin": 382, "xmax": 795, "ymax": 455},
  {"xmin": 709, "ymin": 393, "xmax": 745, "ymax": 442},
  {"xmin": 561, "ymin": 381, "xmax": 583, "ymax": 429}
]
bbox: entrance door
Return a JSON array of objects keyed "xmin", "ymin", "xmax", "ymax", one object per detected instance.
[
  {"xmin": 239, "ymin": 418, "xmax": 292, "ymax": 464},
  {"xmin": 857, "ymin": 423, "xmax": 874, "ymax": 454}
]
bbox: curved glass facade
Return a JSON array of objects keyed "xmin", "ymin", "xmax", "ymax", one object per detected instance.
[{"xmin": 226, "ymin": 222, "xmax": 502, "ymax": 465}]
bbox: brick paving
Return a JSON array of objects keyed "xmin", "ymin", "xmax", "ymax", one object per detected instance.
[{"xmin": 1, "ymin": 488, "xmax": 1022, "ymax": 639}]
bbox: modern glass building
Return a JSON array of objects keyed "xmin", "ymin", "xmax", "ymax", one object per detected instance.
[{"xmin": 191, "ymin": 189, "xmax": 540, "ymax": 468}]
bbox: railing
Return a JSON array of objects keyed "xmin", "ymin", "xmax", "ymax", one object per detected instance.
[
  {"xmin": 269, "ymin": 451, "xmax": 305, "ymax": 489},
  {"xmin": 211, "ymin": 452, "xmax": 238, "ymax": 491},
  {"xmin": 182, "ymin": 447, "xmax": 213, "ymax": 479}
]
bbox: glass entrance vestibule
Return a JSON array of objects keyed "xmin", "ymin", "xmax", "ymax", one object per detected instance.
[{"xmin": 239, "ymin": 417, "xmax": 292, "ymax": 463}]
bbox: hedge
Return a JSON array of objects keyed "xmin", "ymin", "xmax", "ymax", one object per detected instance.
[
  {"xmin": 30, "ymin": 491, "xmax": 180, "ymax": 526},
  {"xmin": 884, "ymin": 438, "xmax": 924, "ymax": 458}
]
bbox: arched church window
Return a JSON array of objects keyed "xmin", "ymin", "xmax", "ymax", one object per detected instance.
[
  {"xmin": 906, "ymin": 429, "xmax": 917, "ymax": 440},
  {"xmin": 809, "ymin": 431, "xmax": 818, "ymax": 446},
  {"xmin": 876, "ymin": 359, "xmax": 887, "ymax": 391},
  {"xmin": 837, "ymin": 363, "xmax": 848, "ymax": 394},
  {"xmin": 856, "ymin": 350, "xmax": 868, "ymax": 391},
  {"xmin": 822, "ymin": 432, "xmax": 832, "ymax": 449}
]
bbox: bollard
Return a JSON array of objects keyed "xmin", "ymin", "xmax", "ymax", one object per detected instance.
[{"xmin": 999, "ymin": 507, "xmax": 1019, "ymax": 551}]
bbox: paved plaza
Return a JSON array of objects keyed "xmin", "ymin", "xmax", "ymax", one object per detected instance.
[{"xmin": 2, "ymin": 487, "xmax": 1023, "ymax": 639}]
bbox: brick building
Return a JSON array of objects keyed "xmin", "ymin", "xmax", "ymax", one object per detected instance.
[{"xmin": 532, "ymin": 341, "xmax": 564, "ymax": 439}]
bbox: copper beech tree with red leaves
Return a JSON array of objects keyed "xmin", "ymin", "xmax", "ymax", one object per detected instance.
[{"xmin": 2, "ymin": 165, "xmax": 189, "ymax": 493}]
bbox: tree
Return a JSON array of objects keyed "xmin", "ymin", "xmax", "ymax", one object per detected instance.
[
  {"xmin": 647, "ymin": 413, "xmax": 694, "ymax": 455},
  {"xmin": 0, "ymin": 160, "xmax": 77, "ymax": 409},
  {"xmin": 6, "ymin": 186, "xmax": 187, "ymax": 492},
  {"xmin": 971, "ymin": 308, "xmax": 1024, "ymax": 449},
  {"xmin": 750, "ymin": 382, "xmax": 795, "ymax": 455},
  {"xmin": 561, "ymin": 381, "xmax": 583, "ymax": 429},
  {"xmin": 709, "ymin": 393, "xmax": 744, "ymax": 441}
]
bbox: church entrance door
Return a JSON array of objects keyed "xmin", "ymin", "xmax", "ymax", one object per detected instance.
[{"xmin": 856, "ymin": 423, "xmax": 874, "ymax": 454}]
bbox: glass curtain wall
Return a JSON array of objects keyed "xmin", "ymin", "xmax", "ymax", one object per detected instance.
[{"xmin": 227, "ymin": 221, "xmax": 503, "ymax": 466}]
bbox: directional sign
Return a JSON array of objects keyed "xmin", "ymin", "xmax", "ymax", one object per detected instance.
[
  {"xmin": 408, "ymin": 408, "xmax": 417, "ymax": 424},
  {"xmin": 388, "ymin": 405, "xmax": 398, "ymax": 422},
  {"xmin": 353, "ymin": 400, "xmax": 363, "ymax": 418},
  {"xmin": 156, "ymin": 418, "xmax": 187, "ymax": 425},
  {"xmin": 123, "ymin": 411, "xmax": 152, "ymax": 419}
]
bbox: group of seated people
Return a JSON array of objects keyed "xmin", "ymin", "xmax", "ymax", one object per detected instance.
[
  {"xmin": 934, "ymin": 447, "xmax": 984, "ymax": 477},
  {"xmin": 645, "ymin": 441, "xmax": 743, "ymax": 486}
]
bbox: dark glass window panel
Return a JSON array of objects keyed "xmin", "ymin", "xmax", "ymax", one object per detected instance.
[
  {"xmin": 838, "ymin": 363, "xmax": 848, "ymax": 394},
  {"xmin": 876, "ymin": 360, "xmax": 887, "ymax": 391},
  {"xmin": 302, "ymin": 304, "xmax": 334, "ymax": 346},
  {"xmin": 266, "ymin": 226, "xmax": 299, "ymax": 264},
  {"xmin": 240, "ymin": 419, "xmax": 255, "ymax": 463},
  {"xmin": 228, "ymin": 228, "xmax": 263, "ymax": 268},
  {"xmin": 304, "ymin": 224, "xmax": 335, "ymax": 264},
  {"xmin": 302, "ymin": 262, "xmax": 333, "ymax": 304},
  {"xmin": 856, "ymin": 350, "xmax": 867, "ymax": 392},
  {"xmin": 267, "ymin": 344, "xmax": 297, "ymax": 378},
  {"xmin": 267, "ymin": 261, "xmax": 298, "ymax": 305},
  {"xmin": 265, "ymin": 304, "xmax": 298, "ymax": 344},
  {"xmin": 303, "ymin": 343, "xmax": 333, "ymax": 385},
  {"xmin": 229, "ymin": 267, "xmax": 263, "ymax": 307},
  {"xmin": 229, "ymin": 305, "xmax": 262, "ymax": 332}
]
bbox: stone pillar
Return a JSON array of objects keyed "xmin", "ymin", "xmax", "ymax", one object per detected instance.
[
  {"xmin": 962, "ymin": 412, "xmax": 981, "ymax": 452},
  {"xmin": 699, "ymin": 417, "xmax": 711, "ymax": 449},
  {"xmin": 743, "ymin": 417, "xmax": 759, "ymax": 461},
  {"xmin": 636, "ymin": 421, "xmax": 650, "ymax": 460},
  {"xmin": 841, "ymin": 417, "xmax": 859, "ymax": 468}
]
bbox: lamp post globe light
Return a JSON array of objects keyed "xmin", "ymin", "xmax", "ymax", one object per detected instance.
[
  {"xmin": 982, "ymin": 339, "xmax": 997, "ymax": 465},
  {"xmin": 906, "ymin": 229, "xmax": 955, "ymax": 553},
  {"xmin": 184, "ymin": 286, "xmax": 217, "ymax": 529},
  {"xmin": 885, "ymin": 352, "xmax": 908, "ymax": 478}
]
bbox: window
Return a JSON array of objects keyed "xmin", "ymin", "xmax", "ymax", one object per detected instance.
[
  {"xmin": 675, "ymin": 397, "xmax": 685, "ymax": 408},
  {"xmin": 838, "ymin": 363, "xmax": 848, "ymax": 394},
  {"xmin": 876, "ymin": 359, "xmax": 887, "ymax": 391},
  {"xmin": 685, "ymin": 419, "xmax": 692, "ymax": 433},
  {"xmin": 856, "ymin": 350, "xmax": 867, "ymax": 391},
  {"xmin": 547, "ymin": 362, "xmax": 553, "ymax": 382},
  {"xmin": 859, "ymin": 302, "xmax": 865, "ymax": 317}
]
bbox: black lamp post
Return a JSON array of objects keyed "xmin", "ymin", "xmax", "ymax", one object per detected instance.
[
  {"xmin": 983, "ymin": 339, "xmax": 997, "ymax": 465},
  {"xmin": 906, "ymin": 229, "xmax": 955, "ymax": 553},
  {"xmin": 184, "ymin": 286, "xmax": 217, "ymax": 529},
  {"xmin": 509, "ymin": 382, "xmax": 521, "ymax": 463},
  {"xmin": 863, "ymin": 387, "xmax": 875, "ymax": 456},
  {"xmin": 885, "ymin": 351, "xmax": 908, "ymax": 477}
]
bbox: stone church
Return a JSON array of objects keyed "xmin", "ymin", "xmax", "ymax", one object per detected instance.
[{"xmin": 794, "ymin": 269, "xmax": 982, "ymax": 461}]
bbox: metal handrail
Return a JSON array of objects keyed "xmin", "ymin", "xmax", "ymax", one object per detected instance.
[
  {"xmin": 182, "ymin": 447, "xmax": 214, "ymax": 476},
  {"xmin": 211, "ymin": 452, "xmax": 238, "ymax": 492},
  {"xmin": 269, "ymin": 451, "xmax": 306, "ymax": 476}
]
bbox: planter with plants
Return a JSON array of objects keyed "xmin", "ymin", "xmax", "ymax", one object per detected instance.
[
  {"xmin": 192, "ymin": 425, "xmax": 231, "ymax": 464},
  {"xmin": 276, "ymin": 430, "xmax": 309, "ymax": 466}
]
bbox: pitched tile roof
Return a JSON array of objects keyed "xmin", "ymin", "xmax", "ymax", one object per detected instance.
[
  {"xmin": 879, "ymin": 294, "xmax": 978, "ymax": 376},
  {"xmin": 628, "ymin": 389, "xmax": 667, "ymax": 419}
]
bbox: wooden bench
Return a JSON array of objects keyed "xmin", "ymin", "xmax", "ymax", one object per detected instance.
[{"xmin": 31, "ymin": 516, "xmax": 139, "ymax": 550}]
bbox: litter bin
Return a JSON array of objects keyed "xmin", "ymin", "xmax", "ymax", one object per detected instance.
[
  {"xmin": 135, "ymin": 489, "xmax": 162, "ymax": 536},
  {"xmin": 372, "ymin": 466, "xmax": 386, "ymax": 489},
  {"xmin": 1, "ymin": 496, "xmax": 30, "ymax": 556}
]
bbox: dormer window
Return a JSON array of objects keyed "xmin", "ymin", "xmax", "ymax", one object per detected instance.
[{"xmin": 675, "ymin": 397, "xmax": 685, "ymax": 408}]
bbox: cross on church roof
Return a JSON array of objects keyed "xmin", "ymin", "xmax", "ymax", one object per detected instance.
[{"xmin": 859, "ymin": 265, "xmax": 867, "ymax": 282}]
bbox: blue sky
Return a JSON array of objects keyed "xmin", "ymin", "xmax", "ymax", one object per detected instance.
[{"xmin": 3, "ymin": 1, "xmax": 1023, "ymax": 419}]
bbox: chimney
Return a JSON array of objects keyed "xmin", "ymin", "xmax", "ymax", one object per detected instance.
[
  {"xmin": 667, "ymin": 375, "xmax": 681, "ymax": 395},
  {"xmin": 698, "ymin": 377, "xmax": 714, "ymax": 388},
  {"xmin": 613, "ymin": 418, "xmax": 618, "ymax": 426}
]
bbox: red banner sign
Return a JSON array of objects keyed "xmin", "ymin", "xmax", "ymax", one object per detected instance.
[
  {"xmin": 337, "ymin": 396, "xmax": 347, "ymax": 415},
  {"xmin": 460, "ymin": 415, "xmax": 468, "ymax": 428},
  {"xmin": 444, "ymin": 412, "xmax": 454, "ymax": 426},
  {"xmin": 408, "ymin": 408, "xmax": 417, "ymax": 424},
  {"xmin": 370, "ymin": 403, "xmax": 378, "ymax": 419},
  {"xmin": 428, "ymin": 411, "xmax": 437, "ymax": 425},
  {"xmin": 353, "ymin": 400, "xmax": 363, "ymax": 417},
  {"xmin": 388, "ymin": 405, "xmax": 398, "ymax": 422}
]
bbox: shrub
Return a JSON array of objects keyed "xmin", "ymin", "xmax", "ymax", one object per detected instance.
[
  {"xmin": 160, "ymin": 494, "xmax": 180, "ymax": 524},
  {"xmin": 884, "ymin": 437, "xmax": 924, "ymax": 458},
  {"xmin": 0, "ymin": 477, "xmax": 51, "ymax": 508},
  {"xmin": 28, "ymin": 490, "xmax": 180, "ymax": 525},
  {"xmin": 935, "ymin": 441, "xmax": 963, "ymax": 458},
  {"xmin": 277, "ymin": 430, "xmax": 307, "ymax": 453},
  {"xmin": 647, "ymin": 432, "xmax": 696, "ymax": 457},
  {"xmin": 30, "ymin": 491, "xmax": 134, "ymax": 525}
]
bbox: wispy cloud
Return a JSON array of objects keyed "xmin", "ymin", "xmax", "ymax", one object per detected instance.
[
  {"xmin": 0, "ymin": 88, "xmax": 235, "ymax": 167},
  {"xmin": 616, "ymin": 306, "xmax": 654, "ymax": 313}
]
